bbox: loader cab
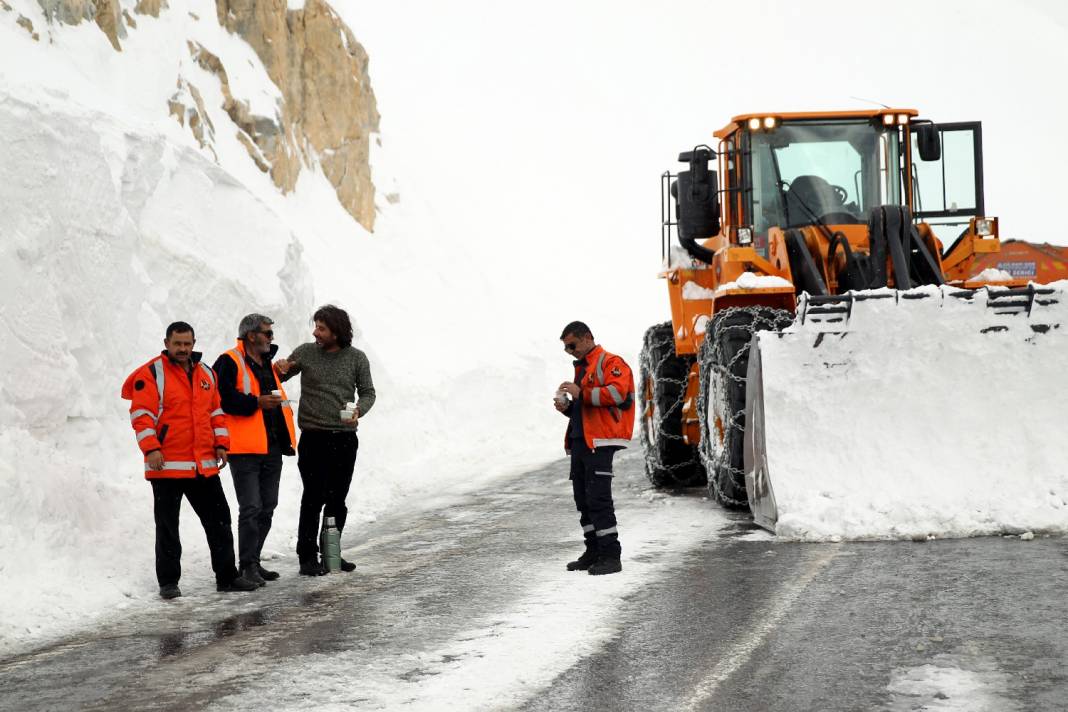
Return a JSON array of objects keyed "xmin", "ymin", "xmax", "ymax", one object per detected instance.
[{"xmin": 741, "ymin": 116, "xmax": 906, "ymax": 236}]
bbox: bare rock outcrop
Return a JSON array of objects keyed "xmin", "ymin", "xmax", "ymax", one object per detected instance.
[
  {"xmin": 36, "ymin": 0, "xmax": 125, "ymax": 49},
  {"xmin": 29, "ymin": 0, "xmax": 379, "ymax": 230},
  {"xmin": 133, "ymin": 0, "xmax": 166, "ymax": 17},
  {"xmin": 215, "ymin": 0, "xmax": 379, "ymax": 229}
]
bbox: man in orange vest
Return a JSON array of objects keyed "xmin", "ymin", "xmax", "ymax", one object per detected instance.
[
  {"xmin": 555, "ymin": 321, "xmax": 635, "ymax": 576},
  {"xmin": 122, "ymin": 321, "xmax": 258, "ymax": 599},
  {"xmin": 212, "ymin": 313, "xmax": 297, "ymax": 586}
]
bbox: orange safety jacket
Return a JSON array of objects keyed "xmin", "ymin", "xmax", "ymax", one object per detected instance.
[
  {"xmin": 219, "ymin": 341, "xmax": 297, "ymax": 455},
  {"xmin": 565, "ymin": 345, "xmax": 636, "ymax": 452},
  {"xmin": 121, "ymin": 352, "xmax": 230, "ymax": 479}
]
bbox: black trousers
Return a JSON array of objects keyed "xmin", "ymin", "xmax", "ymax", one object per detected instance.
[
  {"xmin": 569, "ymin": 440, "xmax": 622, "ymax": 557},
  {"xmin": 229, "ymin": 448, "xmax": 283, "ymax": 568},
  {"xmin": 296, "ymin": 430, "xmax": 359, "ymax": 562},
  {"xmin": 150, "ymin": 475, "xmax": 239, "ymax": 587}
]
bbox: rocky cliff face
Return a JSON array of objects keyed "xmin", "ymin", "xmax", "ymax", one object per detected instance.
[
  {"xmin": 22, "ymin": 0, "xmax": 379, "ymax": 230},
  {"xmin": 216, "ymin": 0, "xmax": 379, "ymax": 230}
]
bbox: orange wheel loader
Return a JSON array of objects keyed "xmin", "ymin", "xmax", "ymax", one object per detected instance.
[{"xmin": 639, "ymin": 109, "xmax": 1067, "ymax": 536}]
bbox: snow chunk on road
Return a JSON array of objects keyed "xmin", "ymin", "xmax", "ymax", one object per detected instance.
[{"xmin": 885, "ymin": 655, "xmax": 1020, "ymax": 711}]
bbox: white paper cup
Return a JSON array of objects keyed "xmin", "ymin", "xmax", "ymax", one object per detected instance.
[{"xmin": 340, "ymin": 409, "xmax": 355, "ymax": 422}]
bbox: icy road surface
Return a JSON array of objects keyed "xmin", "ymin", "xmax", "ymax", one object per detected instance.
[{"xmin": 1, "ymin": 452, "xmax": 1066, "ymax": 711}]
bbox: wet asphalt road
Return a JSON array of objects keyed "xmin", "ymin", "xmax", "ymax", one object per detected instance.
[{"xmin": 1, "ymin": 452, "xmax": 1066, "ymax": 711}]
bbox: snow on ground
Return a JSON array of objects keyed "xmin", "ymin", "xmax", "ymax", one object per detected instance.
[
  {"xmin": 3, "ymin": 0, "xmax": 1068, "ymax": 659},
  {"xmin": 884, "ymin": 655, "xmax": 1020, "ymax": 712},
  {"xmin": 203, "ymin": 475, "xmax": 731, "ymax": 712}
]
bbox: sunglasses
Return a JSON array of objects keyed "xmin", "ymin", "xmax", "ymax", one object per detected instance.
[
  {"xmin": 256, "ymin": 330, "xmax": 274, "ymax": 338},
  {"xmin": 563, "ymin": 341, "xmax": 579, "ymax": 352}
]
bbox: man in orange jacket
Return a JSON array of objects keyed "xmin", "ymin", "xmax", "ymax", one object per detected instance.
[
  {"xmin": 555, "ymin": 321, "xmax": 635, "ymax": 576},
  {"xmin": 122, "ymin": 321, "xmax": 257, "ymax": 599},
  {"xmin": 212, "ymin": 313, "xmax": 296, "ymax": 586}
]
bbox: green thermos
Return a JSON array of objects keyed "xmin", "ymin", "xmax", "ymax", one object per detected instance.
[{"xmin": 320, "ymin": 516, "xmax": 342, "ymax": 572}]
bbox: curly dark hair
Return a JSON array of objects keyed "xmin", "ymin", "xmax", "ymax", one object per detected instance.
[{"xmin": 313, "ymin": 304, "xmax": 353, "ymax": 349}]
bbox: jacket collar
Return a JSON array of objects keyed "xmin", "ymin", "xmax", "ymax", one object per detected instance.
[
  {"xmin": 574, "ymin": 344, "xmax": 604, "ymax": 368},
  {"xmin": 161, "ymin": 350, "xmax": 202, "ymax": 367}
]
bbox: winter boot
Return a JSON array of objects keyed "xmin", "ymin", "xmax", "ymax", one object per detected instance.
[
  {"xmin": 217, "ymin": 574, "xmax": 258, "ymax": 592},
  {"xmin": 257, "ymin": 563, "xmax": 280, "ymax": 581},
  {"xmin": 566, "ymin": 548, "xmax": 599, "ymax": 571},
  {"xmin": 159, "ymin": 584, "xmax": 182, "ymax": 599},
  {"xmin": 299, "ymin": 559, "xmax": 326, "ymax": 576},
  {"xmin": 588, "ymin": 556, "xmax": 622, "ymax": 576},
  {"xmin": 339, "ymin": 558, "xmax": 356, "ymax": 573},
  {"xmin": 241, "ymin": 565, "xmax": 266, "ymax": 587}
]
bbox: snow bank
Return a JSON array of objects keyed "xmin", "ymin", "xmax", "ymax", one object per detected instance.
[
  {"xmin": 0, "ymin": 5, "xmax": 563, "ymax": 657},
  {"xmin": 753, "ymin": 285, "xmax": 1068, "ymax": 541}
]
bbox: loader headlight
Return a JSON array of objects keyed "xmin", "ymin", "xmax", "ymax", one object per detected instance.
[
  {"xmin": 896, "ymin": 113, "xmax": 910, "ymax": 125},
  {"xmin": 882, "ymin": 113, "xmax": 896, "ymax": 126},
  {"xmin": 747, "ymin": 117, "xmax": 779, "ymax": 132},
  {"xmin": 976, "ymin": 218, "xmax": 994, "ymax": 236},
  {"xmin": 737, "ymin": 227, "xmax": 753, "ymax": 245}
]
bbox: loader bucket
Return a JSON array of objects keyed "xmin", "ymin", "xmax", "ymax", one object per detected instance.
[{"xmin": 743, "ymin": 283, "xmax": 1068, "ymax": 540}]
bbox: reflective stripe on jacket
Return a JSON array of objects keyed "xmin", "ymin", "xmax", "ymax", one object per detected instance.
[
  {"xmin": 566, "ymin": 345, "xmax": 636, "ymax": 452},
  {"xmin": 121, "ymin": 352, "xmax": 229, "ymax": 479},
  {"xmin": 220, "ymin": 341, "xmax": 297, "ymax": 455}
]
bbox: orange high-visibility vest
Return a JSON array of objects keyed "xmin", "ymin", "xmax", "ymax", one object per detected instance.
[{"xmin": 220, "ymin": 341, "xmax": 297, "ymax": 455}]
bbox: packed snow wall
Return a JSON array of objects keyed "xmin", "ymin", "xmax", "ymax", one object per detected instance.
[
  {"xmin": 0, "ymin": 3, "xmax": 563, "ymax": 656},
  {"xmin": 0, "ymin": 92, "xmax": 315, "ymax": 645}
]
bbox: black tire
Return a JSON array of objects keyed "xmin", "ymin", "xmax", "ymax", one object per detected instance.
[
  {"xmin": 697, "ymin": 307, "xmax": 793, "ymax": 507},
  {"xmin": 639, "ymin": 323, "xmax": 706, "ymax": 488}
]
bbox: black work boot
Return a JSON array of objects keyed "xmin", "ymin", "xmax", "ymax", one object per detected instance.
[
  {"xmin": 159, "ymin": 584, "xmax": 182, "ymax": 599},
  {"xmin": 339, "ymin": 558, "xmax": 356, "ymax": 572},
  {"xmin": 566, "ymin": 548, "xmax": 599, "ymax": 571},
  {"xmin": 241, "ymin": 565, "xmax": 266, "ymax": 587},
  {"xmin": 257, "ymin": 563, "xmax": 280, "ymax": 581},
  {"xmin": 299, "ymin": 559, "xmax": 326, "ymax": 576},
  {"xmin": 217, "ymin": 574, "xmax": 258, "ymax": 592},
  {"xmin": 588, "ymin": 556, "xmax": 622, "ymax": 576}
]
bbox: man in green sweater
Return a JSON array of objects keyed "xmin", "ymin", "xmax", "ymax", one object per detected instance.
[{"xmin": 276, "ymin": 305, "xmax": 376, "ymax": 576}]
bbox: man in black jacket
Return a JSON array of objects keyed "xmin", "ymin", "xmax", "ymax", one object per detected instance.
[{"xmin": 212, "ymin": 313, "xmax": 296, "ymax": 586}]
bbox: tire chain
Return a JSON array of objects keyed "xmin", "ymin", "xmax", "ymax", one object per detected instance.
[
  {"xmin": 639, "ymin": 322, "xmax": 702, "ymax": 485},
  {"xmin": 696, "ymin": 306, "xmax": 794, "ymax": 506}
]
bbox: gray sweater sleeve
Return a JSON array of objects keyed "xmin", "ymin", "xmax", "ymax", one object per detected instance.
[{"xmin": 355, "ymin": 350, "xmax": 376, "ymax": 417}]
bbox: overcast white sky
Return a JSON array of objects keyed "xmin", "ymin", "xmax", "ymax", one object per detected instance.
[{"xmin": 342, "ymin": 0, "xmax": 1068, "ymax": 351}]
